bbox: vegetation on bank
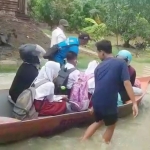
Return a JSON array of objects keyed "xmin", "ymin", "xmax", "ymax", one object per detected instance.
[{"xmin": 29, "ymin": 0, "xmax": 150, "ymax": 49}]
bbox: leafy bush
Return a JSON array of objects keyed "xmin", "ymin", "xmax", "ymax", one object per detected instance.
[{"xmin": 82, "ymin": 18, "xmax": 108, "ymax": 41}]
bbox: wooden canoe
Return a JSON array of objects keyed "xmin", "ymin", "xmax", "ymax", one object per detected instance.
[{"xmin": 0, "ymin": 76, "xmax": 149, "ymax": 144}]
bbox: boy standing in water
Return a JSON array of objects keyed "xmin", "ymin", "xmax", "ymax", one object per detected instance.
[{"xmin": 81, "ymin": 40, "xmax": 138, "ymax": 144}]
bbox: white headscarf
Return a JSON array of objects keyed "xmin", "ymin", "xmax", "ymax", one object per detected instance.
[
  {"xmin": 34, "ymin": 61, "xmax": 60, "ymax": 100},
  {"xmin": 35, "ymin": 61, "xmax": 60, "ymax": 83},
  {"xmin": 85, "ymin": 60, "xmax": 99, "ymax": 94},
  {"xmin": 85, "ymin": 60, "xmax": 99, "ymax": 75}
]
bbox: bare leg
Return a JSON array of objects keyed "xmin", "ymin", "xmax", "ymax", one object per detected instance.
[
  {"xmin": 102, "ymin": 124, "xmax": 116, "ymax": 143},
  {"xmin": 81, "ymin": 121, "xmax": 103, "ymax": 141}
]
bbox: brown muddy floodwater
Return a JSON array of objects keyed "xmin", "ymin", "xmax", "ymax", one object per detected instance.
[{"xmin": 0, "ymin": 73, "xmax": 150, "ymax": 150}]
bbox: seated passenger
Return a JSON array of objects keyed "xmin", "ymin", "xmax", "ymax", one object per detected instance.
[
  {"xmin": 34, "ymin": 61, "xmax": 67, "ymax": 116},
  {"xmin": 116, "ymin": 50, "xmax": 142, "ymax": 104},
  {"xmin": 85, "ymin": 60, "xmax": 99, "ymax": 95},
  {"xmin": 54, "ymin": 51, "xmax": 80, "ymax": 96},
  {"xmin": 9, "ymin": 44, "xmax": 46, "ymax": 103}
]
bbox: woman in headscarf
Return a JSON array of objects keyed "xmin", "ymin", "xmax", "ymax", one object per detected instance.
[
  {"xmin": 34, "ymin": 61, "xmax": 67, "ymax": 116},
  {"xmin": 85, "ymin": 60, "xmax": 99, "ymax": 108},
  {"xmin": 9, "ymin": 44, "xmax": 46, "ymax": 103},
  {"xmin": 85, "ymin": 60, "xmax": 99, "ymax": 95},
  {"xmin": 116, "ymin": 50, "xmax": 142, "ymax": 104}
]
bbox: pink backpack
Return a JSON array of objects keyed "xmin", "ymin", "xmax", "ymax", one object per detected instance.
[
  {"xmin": 134, "ymin": 79, "xmax": 141, "ymax": 88},
  {"xmin": 69, "ymin": 72, "xmax": 93, "ymax": 112}
]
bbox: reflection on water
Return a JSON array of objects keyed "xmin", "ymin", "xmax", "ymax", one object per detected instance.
[{"xmin": 1, "ymin": 91, "xmax": 150, "ymax": 150}]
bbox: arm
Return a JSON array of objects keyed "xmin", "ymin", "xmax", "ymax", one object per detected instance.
[{"xmin": 121, "ymin": 62, "xmax": 136, "ymax": 104}]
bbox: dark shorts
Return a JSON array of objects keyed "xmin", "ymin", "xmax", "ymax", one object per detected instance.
[{"xmin": 94, "ymin": 111, "xmax": 118, "ymax": 126}]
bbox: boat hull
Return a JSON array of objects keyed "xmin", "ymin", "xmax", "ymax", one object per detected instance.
[{"xmin": 0, "ymin": 76, "xmax": 149, "ymax": 144}]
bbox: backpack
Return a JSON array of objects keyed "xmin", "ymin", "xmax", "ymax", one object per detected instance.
[
  {"xmin": 13, "ymin": 80, "xmax": 48, "ymax": 120},
  {"xmin": 69, "ymin": 72, "xmax": 93, "ymax": 112},
  {"xmin": 43, "ymin": 44, "xmax": 78, "ymax": 61},
  {"xmin": 54, "ymin": 66, "xmax": 76, "ymax": 94}
]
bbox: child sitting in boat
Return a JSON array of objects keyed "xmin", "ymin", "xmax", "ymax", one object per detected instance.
[
  {"xmin": 9, "ymin": 44, "xmax": 46, "ymax": 103},
  {"xmin": 116, "ymin": 50, "xmax": 143, "ymax": 104},
  {"xmin": 55, "ymin": 51, "xmax": 80, "ymax": 96},
  {"xmin": 85, "ymin": 60, "xmax": 99, "ymax": 95},
  {"xmin": 34, "ymin": 61, "xmax": 67, "ymax": 116}
]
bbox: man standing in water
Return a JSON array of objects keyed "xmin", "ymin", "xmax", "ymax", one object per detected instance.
[
  {"xmin": 50, "ymin": 19, "xmax": 69, "ymax": 47},
  {"xmin": 81, "ymin": 40, "xmax": 138, "ymax": 144}
]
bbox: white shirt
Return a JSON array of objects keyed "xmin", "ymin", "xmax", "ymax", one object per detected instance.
[
  {"xmin": 64, "ymin": 63, "xmax": 80, "ymax": 89},
  {"xmin": 50, "ymin": 27, "xmax": 66, "ymax": 47}
]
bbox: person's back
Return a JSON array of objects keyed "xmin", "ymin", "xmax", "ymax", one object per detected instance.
[
  {"xmin": 93, "ymin": 58, "xmax": 128, "ymax": 112},
  {"xmin": 50, "ymin": 19, "xmax": 69, "ymax": 47},
  {"xmin": 9, "ymin": 63, "xmax": 38, "ymax": 103},
  {"xmin": 54, "ymin": 51, "xmax": 80, "ymax": 95},
  {"xmin": 9, "ymin": 44, "xmax": 46, "ymax": 103},
  {"xmin": 52, "ymin": 33, "xmax": 90, "ymax": 65},
  {"xmin": 53, "ymin": 37, "xmax": 79, "ymax": 65}
]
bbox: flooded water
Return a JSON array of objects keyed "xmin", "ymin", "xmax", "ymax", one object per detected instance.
[{"xmin": 0, "ymin": 73, "xmax": 150, "ymax": 150}]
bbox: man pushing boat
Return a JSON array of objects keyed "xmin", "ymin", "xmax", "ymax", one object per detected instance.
[{"xmin": 81, "ymin": 40, "xmax": 138, "ymax": 145}]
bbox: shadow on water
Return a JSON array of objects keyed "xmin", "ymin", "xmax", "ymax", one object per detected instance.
[{"xmin": 1, "ymin": 88, "xmax": 150, "ymax": 150}]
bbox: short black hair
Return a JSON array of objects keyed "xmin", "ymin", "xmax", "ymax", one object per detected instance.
[
  {"xmin": 78, "ymin": 32, "xmax": 90, "ymax": 40},
  {"xmin": 96, "ymin": 40, "xmax": 112, "ymax": 54},
  {"xmin": 66, "ymin": 51, "xmax": 77, "ymax": 61}
]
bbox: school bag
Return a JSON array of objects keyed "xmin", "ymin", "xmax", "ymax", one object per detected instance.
[
  {"xmin": 43, "ymin": 44, "xmax": 78, "ymax": 61},
  {"xmin": 13, "ymin": 80, "xmax": 48, "ymax": 120},
  {"xmin": 69, "ymin": 72, "xmax": 93, "ymax": 112},
  {"xmin": 54, "ymin": 66, "xmax": 76, "ymax": 94}
]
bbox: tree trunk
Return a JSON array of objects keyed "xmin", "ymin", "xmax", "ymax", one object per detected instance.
[
  {"xmin": 116, "ymin": 34, "xmax": 119, "ymax": 46},
  {"xmin": 123, "ymin": 39, "xmax": 130, "ymax": 48}
]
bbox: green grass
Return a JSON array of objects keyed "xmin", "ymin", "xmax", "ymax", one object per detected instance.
[
  {"xmin": 77, "ymin": 52, "xmax": 98, "ymax": 69},
  {"xmin": 0, "ymin": 53, "xmax": 97, "ymax": 73},
  {"xmin": 0, "ymin": 64, "xmax": 19, "ymax": 73}
]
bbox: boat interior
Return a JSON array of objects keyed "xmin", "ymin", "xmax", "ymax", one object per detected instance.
[{"xmin": 0, "ymin": 76, "xmax": 149, "ymax": 120}]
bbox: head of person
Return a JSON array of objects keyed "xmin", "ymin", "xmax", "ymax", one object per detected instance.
[
  {"xmin": 59, "ymin": 19, "xmax": 69, "ymax": 31},
  {"xmin": 66, "ymin": 51, "xmax": 77, "ymax": 66},
  {"xmin": 116, "ymin": 50, "xmax": 132, "ymax": 66},
  {"xmin": 19, "ymin": 44, "xmax": 46, "ymax": 66},
  {"xmin": 78, "ymin": 32, "xmax": 90, "ymax": 46},
  {"xmin": 37, "ymin": 61, "xmax": 60, "ymax": 82},
  {"xmin": 95, "ymin": 40, "xmax": 112, "ymax": 61}
]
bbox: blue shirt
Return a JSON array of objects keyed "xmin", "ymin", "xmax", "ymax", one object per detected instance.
[
  {"xmin": 53, "ymin": 37, "xmax": 79, "ymax": 64},
  {"xmin": 92, "ymin": 57, "xmax": 130, "ymax": 115}
]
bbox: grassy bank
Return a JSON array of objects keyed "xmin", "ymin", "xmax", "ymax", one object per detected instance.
[
  {"xmin": 0, "ymin": 53, "xmax": 96, "ymax": 73},
  {"xmin": 0, "ymin": 64, "xmax": 19, "ymax": 73}
]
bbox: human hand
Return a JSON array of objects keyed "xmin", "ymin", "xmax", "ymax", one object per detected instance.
[
  {"xmin": 62, "ymin": 95, "xmax": 69, "ymax": 102},
  {"xmin": 132, "ymin": 103, "xmax": 138, "ymax": 118},
  {"xmin": 89, "ymin": 107, "xmax": 94, "ymax": 115}
]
